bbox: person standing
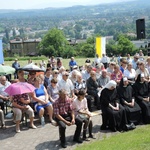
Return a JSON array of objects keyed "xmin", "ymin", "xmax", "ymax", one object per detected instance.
[
  {"xmin": 69, "ymin": 57, "xmax": 77, "ymax": 71},
  {"xmin": 12, "ymin": 58, "xmax": 20, "ymax": 79},
  {"xmin": 101, "ymin": 54, "xmax": 109, "ymax": 69}
]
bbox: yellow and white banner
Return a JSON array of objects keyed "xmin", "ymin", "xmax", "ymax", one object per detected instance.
[{"xmin": 96, "ymin": 37, "xmax": 106, "ymax": 58}]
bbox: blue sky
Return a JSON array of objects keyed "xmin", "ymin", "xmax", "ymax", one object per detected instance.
[{"xmin": 0, "ymin": 0, "xmax": 132, "ymax": 9}]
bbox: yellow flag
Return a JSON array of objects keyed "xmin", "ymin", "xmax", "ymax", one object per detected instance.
[{"xmin": 96, "ymin": 37, "xmax": 106, "ymax": 58}]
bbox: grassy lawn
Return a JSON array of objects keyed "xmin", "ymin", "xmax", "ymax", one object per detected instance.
[
  {"xmin": 4, "ymin": 57, "xmax": 95, "ymax": 70},
  {"xmin": 76, "ymin": 125, "xmax": 150, "ymax": 150}
]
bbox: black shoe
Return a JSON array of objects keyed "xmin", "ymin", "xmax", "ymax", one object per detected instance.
[
  {"xmin": 110, "ymin": 127, "xmax": 117, "ymax": 132},
  {"xmin": 88, "ymin": 134, "xmax": 96, "ymax": 139},
  {"xmin": 61, "ymin": 143, "xmax": 67, "ymax": 148},
  {"xmin": 100, "ymin": 125, "xmax": 107, "ymax": 130},
  {"xmin": 73, "ymin": 138, "xmax": 83, "ymax": 143}
]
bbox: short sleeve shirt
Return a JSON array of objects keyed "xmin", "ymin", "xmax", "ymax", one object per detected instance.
[
  {"xmin": 53, "ymin": 98, "xmax": 72, "ymax": 115},
  {"xmin": 13, "ymin": 93, "xmax": 29, "ymax": 106}
]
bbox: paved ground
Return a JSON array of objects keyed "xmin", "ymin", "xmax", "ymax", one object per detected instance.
[{"xmin": 0, "ymin": 110, "xmax": 118, "ymax": 150}]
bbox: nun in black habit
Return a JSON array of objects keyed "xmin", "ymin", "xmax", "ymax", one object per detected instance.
[
  {"xmin": 117, "ymin": 77, "xmax": 142, "ymax": 125},
  {"xmin": 133, "ymin": 74, "xmax": 150, "ymax": 124},
  {"xmin": 100, "ymin": 80, "xmax": 129, "ymax": 132}
]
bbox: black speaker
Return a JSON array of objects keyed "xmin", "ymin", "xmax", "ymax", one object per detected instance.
[
  {"xmin": 148, "ymin": 48, "xmax": 150, "ymax": 56},
  {"xmin": 136, "ymin": 19, "xmax": 145, "ymax": 39}
]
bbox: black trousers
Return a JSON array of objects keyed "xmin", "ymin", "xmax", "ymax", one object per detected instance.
[
  {"xmin": 0, "ymin": 100, "xmax": 4, "ymax": 110},
  {"xmin": 55, "ymin": 114, "xmax": 83, "ymax": 144}
]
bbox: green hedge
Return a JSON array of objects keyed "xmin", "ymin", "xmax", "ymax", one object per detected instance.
[{"xmin": 4, "ymin": 56, "xmax": 47, "ymax": 61}]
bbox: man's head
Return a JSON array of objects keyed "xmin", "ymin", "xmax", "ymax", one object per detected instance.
[
  {"xmin": 0, "ymin": 76, "xmax": 7, "ymax": 85},
  {"xmin": 134, "ymin": 55, "xmax": 139, "ymax": 62},
  {"xmin": 86, "ymin": 65, "xmax": 93, "ymax": 73},
  {"xmin": 102, "ymin": 70, "xmax": 107, "ymax": 78},
  {"xmin": 71, "ymin": 57, "xmax": 74, "ymax": 61},
  {"xmin": 62, "ymin": 71, "xmax": 69, "ymax": 81}
]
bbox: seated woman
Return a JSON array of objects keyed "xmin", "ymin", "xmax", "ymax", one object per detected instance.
[
  {"xmin": 117, "ymin": 77, "xmax": 141, "ymax": 125},
  {"xmin": 47, "ymin": 78, "xmax": 59, "ymax": 104},
  {"xmin": 31, "ymin": 76, "xmax": 56, "ymax": 126},
  {"xmin": 72, "ymin": 89, "xmax": 95, "ymax": 140},
  {"xmin": 0, "ymin": 108, "xmax": 6, "ymax": 129},
  {"xmin": 100, "ymin": 80, "xmax": 135, "ymax": 132},
  {"xmin": 123, "ymin": 62, "xmax": 136, "ymax": 85},
  {"xmin": 111, "ymin": 65, "xmax": 123, "ymax": 85},
  {"xmin": 12, "ymin": 93, "xmax": 36, "ymax": 133},
  {"xmin": 135, "ymin": 61, "xmax": 150, "ymax": 82},
  {"xmin": 133, "ymin": 74, "xmax": 150, "ymax": 124},
  {"xmin": 74, "ymin": 73, "xmax": 93, "ymax": 111},
  {"xmin": 17, "ymin": 70, "xmax": 27, "ymax": 82}
]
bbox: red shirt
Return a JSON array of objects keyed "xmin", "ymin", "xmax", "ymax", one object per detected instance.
[
  {"xmin": 111, "ymin": 71, "xmax": 123, "ymax": 81},
  {"xmin": 53, "ymin": 98, "xmax": 72, "ymax": 115}
]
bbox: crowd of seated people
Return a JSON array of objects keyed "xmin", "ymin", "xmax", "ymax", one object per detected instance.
[{"xmin": 0, "ymin": 53, "xmax": 150, "ymax": 148}]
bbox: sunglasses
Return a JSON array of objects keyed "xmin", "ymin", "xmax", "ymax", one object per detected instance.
[{"xmin": 55, "ymin": 72, "xmax": 59, "ymax": 74}]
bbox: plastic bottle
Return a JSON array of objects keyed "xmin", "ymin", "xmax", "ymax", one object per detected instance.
[{"xmin": 41, "ymin": 116, "xmax": 45, "ymax": 127}]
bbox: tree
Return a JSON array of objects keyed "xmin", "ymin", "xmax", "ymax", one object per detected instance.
[
  {"xmin": 38, "ymin": 28, "xmax": 68, "ymax": 57},
  {"xmin": 116, "ymin": 34, "xmax": 136, "ymax": 56},
  {"xmin": 81, "ymin": 43, "xmax": 95, "ymax": 57}
]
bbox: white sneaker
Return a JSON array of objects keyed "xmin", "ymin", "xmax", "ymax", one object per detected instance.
[{"xmin": 50, "ymin": 120, "xmax": 57, "ymax": 126}]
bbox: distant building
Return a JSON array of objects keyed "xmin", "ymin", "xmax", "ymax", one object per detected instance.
[
  {"xmin": 9, "ymin": 38, "xmax": 41, "ymax": 56},
  {"xmin": 131, "ymin": 40, "xmax": 148, "ymax": 48}
]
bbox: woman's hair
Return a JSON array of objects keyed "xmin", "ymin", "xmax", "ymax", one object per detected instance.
[
  {"xmin": 34, "ymin": 76, "xmax": 41, "ymax": 82},
  {"xmin": 147, "ymin": 57, "xmax": 150, "ymax": 62},
  {"xmin": 51, "ymin": 77, "xmax": 58, "ymax": 83},
  {"xmin": 78, "ymin": 89, "xmax": 86, "ymax": 96},
  {"xmin": 17, "ymin": 70, "xmax": 24, "ymax": 75},
  {"xmin": 114, "ymin": 64, "xmax": 119, "ymax": 70},
  {"xmin": 59, "ymin": 89, "xmax": 67, "ymax": 96}
]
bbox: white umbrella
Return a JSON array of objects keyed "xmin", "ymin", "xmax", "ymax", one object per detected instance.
[
  {"xmin": 0, "ymin": 65, "xmax": 15, "ymax": 75},
  {"xmin": 19, "ymin": 63, "xmax": 44, "ymax": 72}
]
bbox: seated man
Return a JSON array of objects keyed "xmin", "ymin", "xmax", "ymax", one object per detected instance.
[
  {"xmin": 0, "ymin": 76, "xmax": 11, "ymax": 112},
  {"xmin": 86, "ymin": 71, "xmax": 100, "ymax": 109},
  {"xmin": 53, "ymin": 89, "xmax": 83, "ymax": 148},
  {"xmin": 97, "ymin": 70, "xmax": 110, "ymax": 88}
]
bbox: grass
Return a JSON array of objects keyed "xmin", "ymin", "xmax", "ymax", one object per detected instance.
[
  {"xmin": 4, "ymin": 57, "xmax": 95, "ymax": 70},
  {"xmin": 75, "ymin": 125, "xmax": 150, "ymax": 150}
]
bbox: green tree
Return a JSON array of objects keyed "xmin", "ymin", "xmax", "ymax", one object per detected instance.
[
  {"xmin": 116, "ymin": 34, "xmax": 136, "ymax": 56},
  {"xmin": 38, "ymin": 28, "xmax": 68, "ymax": 57},
  {"xmin": 74, "ymin": 24, "xmax": 82, "ymax": 32},
  {"xmin": 81, "ymin": 43, "xmax": 95, "ymax": 57}
]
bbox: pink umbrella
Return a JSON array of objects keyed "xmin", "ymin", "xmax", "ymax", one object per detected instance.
[{"xmin": 4, "ymin": 82, "xmax": 36, "ymax": 96}]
